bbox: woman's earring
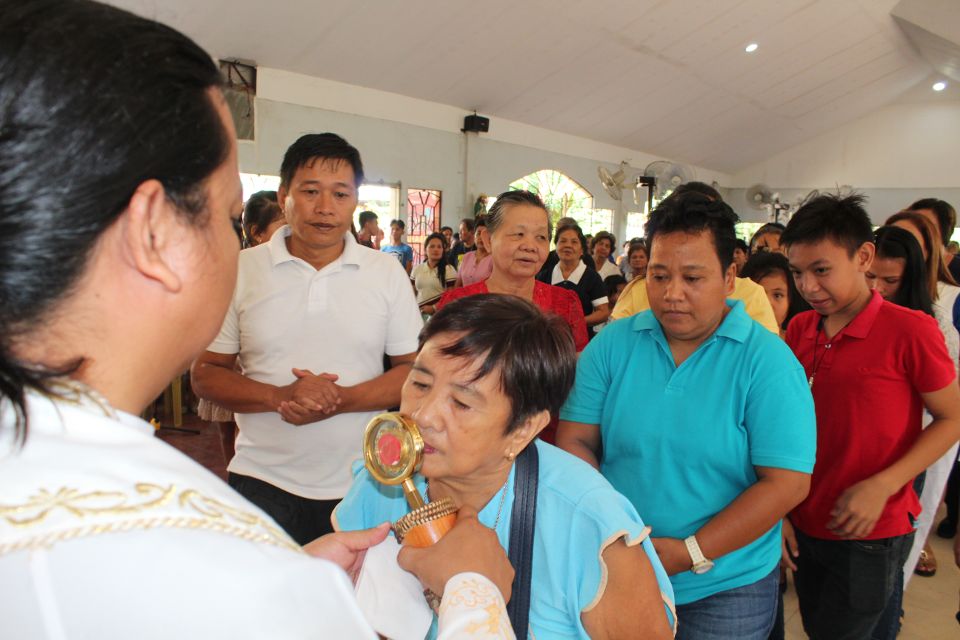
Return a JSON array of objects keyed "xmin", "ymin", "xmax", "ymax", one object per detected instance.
[{"xmin": 506, "ymin": 451, "xmax": 516, "ymax": 461}]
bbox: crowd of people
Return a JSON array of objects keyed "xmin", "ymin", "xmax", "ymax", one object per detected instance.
[{"xmin": 2, "ymin": 2, "xmax": 960, "ymax": 640}]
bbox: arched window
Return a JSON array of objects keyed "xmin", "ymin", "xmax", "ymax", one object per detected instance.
[{"xmin": 509, "ymin": 170, "xmax": 597, "ymax": 231}]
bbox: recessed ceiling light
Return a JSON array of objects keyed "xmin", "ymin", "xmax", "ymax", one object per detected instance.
[
  {"xmin": 932, "ymin": 81, "xmax": 947, "ymax": 92},
  {"xmin": 745, "ymin": 43, "xmax": 759, "ymax": 53}
]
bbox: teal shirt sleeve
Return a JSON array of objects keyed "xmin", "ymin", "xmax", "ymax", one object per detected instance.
[
  {"xmin": 564, "ymin": 485, "xmax": 676, "ymax": 632},
  {"xmin": 745, "ymin": 342, "xmax": 817, "ymax": 473},
  {"xmin": 559, "ymin": 320, "xmax": 619, "ymax": 424}
]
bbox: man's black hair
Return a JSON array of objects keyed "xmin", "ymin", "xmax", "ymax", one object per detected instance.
[
  {"xmin": 391, "ymin": 219, "xmax": 405, "ymax": 230},
  {"xmin": 780, "ymin": 193, "xmax": 872, "ymax": 257},
  {"xmin": 358, "ymin": 211, "xmax": 378, "ymax": 227},
  {"xmin": 672, "ymin": 181, "xmax": 722, "ymax": 202},
  {"xmin": 279, "ymin": 133, "xmax": 364, "ymax": 189},
  {"xmin": 644, "ymin": 191, "xmax": 739, "ymax": 271}
]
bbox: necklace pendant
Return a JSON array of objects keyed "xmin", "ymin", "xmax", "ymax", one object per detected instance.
[{"xmin": 808, "ymin": 375, "xmax": 814, "ymax": 389}]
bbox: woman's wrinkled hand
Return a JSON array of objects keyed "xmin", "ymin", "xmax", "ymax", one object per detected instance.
[{"xmin": 397, "ymin": 505, "xmax": 514, "ymax": 602}]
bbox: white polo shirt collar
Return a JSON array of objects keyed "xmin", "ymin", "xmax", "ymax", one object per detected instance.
[
  {"xmin": 267, "ymin": 225, "xmax": 363, "ymax": 271},
  {"xmin": 551, "ymin": 260, "xmax": 587, "ymax": 286}
]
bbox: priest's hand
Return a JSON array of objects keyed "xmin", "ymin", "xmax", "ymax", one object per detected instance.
[{"xmin": 303, "ymin": 522, "xmax": 392, "ymax": 582}]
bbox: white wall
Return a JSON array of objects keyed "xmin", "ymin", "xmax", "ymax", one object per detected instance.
[
  {"xmin": 239, "ymin": 68, "xmax": 731, "ymax": 237},
  {"xmin": 727, "ymin": 98, "xmax": 960, "ymax": 223}
]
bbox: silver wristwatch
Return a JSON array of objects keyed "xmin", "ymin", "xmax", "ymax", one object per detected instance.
[{"xmin": 684, "ymin": 535, "xmax": 715, "ymax": 575}]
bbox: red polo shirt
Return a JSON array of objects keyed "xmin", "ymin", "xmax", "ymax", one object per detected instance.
[
  {"xmin": 786, "ymin": 290, "xmax": 955, "ymax": 540},
  {"xmin": 437, "ymin": 280, "xmax": 589, "ymax": 352}
]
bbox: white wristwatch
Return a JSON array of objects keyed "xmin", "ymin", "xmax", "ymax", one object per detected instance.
[{"xmin": 684, "ymin": 535, "xmax": 715, "ymax": 575}]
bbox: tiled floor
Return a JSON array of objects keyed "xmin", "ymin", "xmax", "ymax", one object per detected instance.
[
  {"xmin": 896, "ymin": 527, "xmax": 959, "ymax": 639},
  {"xmin": 158, "ymin": 412, "xmax": 960, "ymax": 638}
]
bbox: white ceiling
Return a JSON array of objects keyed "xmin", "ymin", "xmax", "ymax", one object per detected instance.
[{"xmin": 108, "ymin": 0, "xmax": 951, "ymax": 173}]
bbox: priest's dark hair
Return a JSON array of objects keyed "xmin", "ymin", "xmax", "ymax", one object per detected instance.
[{"xmin": 0, "ymin": 0, "xmax": 229, "ymax": 444}]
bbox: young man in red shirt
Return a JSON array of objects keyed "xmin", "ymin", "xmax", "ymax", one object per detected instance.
[{"xmin": 781, "ymin": 193, "xmax": 960, "ymax": 640}]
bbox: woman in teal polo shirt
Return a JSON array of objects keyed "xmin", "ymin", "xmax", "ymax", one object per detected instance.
[
  {"xmin": 335, "ymin": 295, "xmax": 675, "ymax": 639},
  {"xmin": 558, "ymin": 192, "xmax": 816, "ymax": 640}
]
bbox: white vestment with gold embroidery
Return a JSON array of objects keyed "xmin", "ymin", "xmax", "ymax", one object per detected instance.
[{"xmin": 0, "ymin": 391, "xmax": 512, "ymax": 639}]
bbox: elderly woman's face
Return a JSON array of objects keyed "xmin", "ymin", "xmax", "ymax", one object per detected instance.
[
  {"xmin": 593, "ymin": 237, "xmax": 612, "ymax": 260},
  {"xmin": 489, "ymin": 204, "xmax": 550, "ymax": 280},
  {"xmin": 629, "ymin": 247, "xmax": 648, "ymax": 274},
  {"xmin": 401, "ymin": 333, "xmax": 528, "ymax": 481},
  {"xmin": 556, "ymin": 229, "xmax": 583, "ymax": 263}
]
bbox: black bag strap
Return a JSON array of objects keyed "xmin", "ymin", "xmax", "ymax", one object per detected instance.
[{"xmin": 506, "ymin": 443, "xmax": 539, "ymax": 637}]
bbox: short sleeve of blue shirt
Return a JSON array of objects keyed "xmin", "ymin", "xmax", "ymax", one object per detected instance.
[
  {"xmin": 380, "ymin": 243, "xmax": 414, "ymax": 269},
  {"xmin": 532, "ymin": 443, "xmax": 675, "ymax": 636},
  {"xmin": 559, "ymin": 319, "xmax": 622, "ymax": 425},
  {"xmin": 560, "ymin": 485, "xmax": 676, "ymax": 633},
  {"xmin": 745, "ymin": 365, "xmax": 818, "ymax": 471}
]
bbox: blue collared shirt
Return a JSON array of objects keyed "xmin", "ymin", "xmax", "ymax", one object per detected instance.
[
  {"xmin": 334, "ymin": 440, "xmax": 676, "ymax": 638},
  {"xmin": 561, "ymin": 301, "xmax": 816, "ymax": 604}
]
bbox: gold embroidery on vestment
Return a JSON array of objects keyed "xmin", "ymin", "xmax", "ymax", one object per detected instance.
[
  {"xmin": 440, "ymin": 577, "xmax": 512, "ymax": 636},
  {"xmin": 0, "ymin": 484, "xmax": 175, "ymax": 527},
  {"xmin": 0, "ymin": 484, "xmax": 300, "ymax": 555}
]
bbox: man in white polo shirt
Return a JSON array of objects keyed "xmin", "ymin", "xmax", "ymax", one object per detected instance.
[{"xmin": 192, "ymin": 133, "xmax": 422, "ymax": 544}]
